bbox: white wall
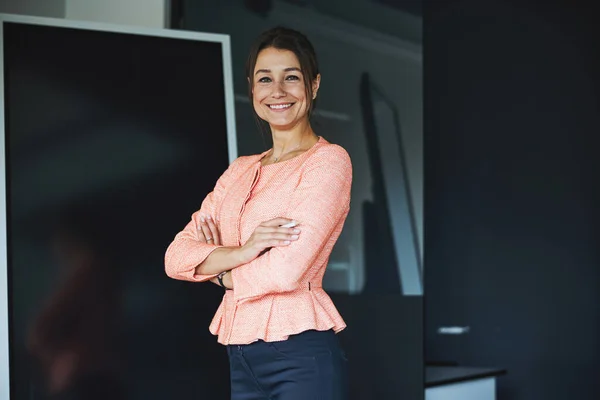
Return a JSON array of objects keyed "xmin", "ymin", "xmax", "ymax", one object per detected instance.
[
  {"xmin": 0, "ymin": 0, "xmax": 65, "ymax": 18},
  {"xmin": 65, "ymin": 0, "xmax": 168, "ymax": 28},
  {"xmin": 1, "ymin": 0, "xmax": 168, "ymax": 27}
]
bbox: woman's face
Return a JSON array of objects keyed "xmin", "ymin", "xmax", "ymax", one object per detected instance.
[{"xmin": 252, "ymin": 47, "xmax": 319, "ymax": 130}]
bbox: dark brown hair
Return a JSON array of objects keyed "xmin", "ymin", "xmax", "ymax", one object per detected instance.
[{"xmin": 245, "ymin": 26, "xmax": 320, "ymax": 124}]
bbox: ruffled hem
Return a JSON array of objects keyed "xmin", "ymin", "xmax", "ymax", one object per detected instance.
[{"xmin": 208, "ymin": 289, "xmax": 346, "ymax": 345}]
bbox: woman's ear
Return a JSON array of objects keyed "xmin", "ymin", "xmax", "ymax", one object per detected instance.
[{"xmin": 312, "ymin": 74, "xmax": 321, "ymax": 98}]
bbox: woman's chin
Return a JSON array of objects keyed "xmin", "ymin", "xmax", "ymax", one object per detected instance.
[{"xmin": 265, "ymin": 117, "xmax": 306, "ymax": 131}]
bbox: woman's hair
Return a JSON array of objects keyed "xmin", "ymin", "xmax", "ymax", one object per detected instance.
[{"xmin": 245, "ymin": 26, "xmax": 320, "ymax": 124}]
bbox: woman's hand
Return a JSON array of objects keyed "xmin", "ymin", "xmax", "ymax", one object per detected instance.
[
  {"xmin": 196, "ymin": 216, "xmax": 230, "ymax": 287},
  {"xmin": 237, "ymin": 218, "xmax": 301, "ymax": 264},
  {"xmin": 197, "ymin": 215, "xmax": 221, "ymax": 246},
  {"xmin": 193, "ymin": 216, "xmax": 300, "ymax": 282}
]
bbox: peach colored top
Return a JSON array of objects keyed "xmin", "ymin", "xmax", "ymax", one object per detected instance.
[{"xmin": 164, "ymin": 137, "xmax": 352, "ymax": 345}]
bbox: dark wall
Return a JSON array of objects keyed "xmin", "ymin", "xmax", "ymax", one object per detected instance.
[
  {"xmin": 332, "ymin": 295, "xmax": 423, "ymax": 399},
  {"xmin": 425, "ymin": 1, "xmax": 599, "ymax": 399}
]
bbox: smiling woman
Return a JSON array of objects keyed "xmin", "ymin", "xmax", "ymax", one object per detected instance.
[
  {"xmin": 245, "ymin": 27, "xmax": 321, "ymax": 164},
  {"xmin": 251, "ymin": 47, "xmax": 319, "ymax": 135},
  {"xmin": 165, "ymin": 26, "xmax": 352, "ymax": 399}
]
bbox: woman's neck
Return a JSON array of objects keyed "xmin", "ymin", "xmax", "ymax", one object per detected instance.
[
  {"xmin": 265, "ymin": 120, "xmax": 318, "ymax": 164},
  {"xmin": 270, "ymin": 121, "xmax": 315, "ymax": 153}
]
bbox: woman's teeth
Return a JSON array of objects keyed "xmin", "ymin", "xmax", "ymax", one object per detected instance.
[{"xmin": 269, "ymin": 103, "xmax": 292, "ymax": 110}]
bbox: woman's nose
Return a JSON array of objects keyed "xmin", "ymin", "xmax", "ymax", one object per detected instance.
[{"xmin": 271, "ymin": 81, "xmax": 286, "ymax": 97}]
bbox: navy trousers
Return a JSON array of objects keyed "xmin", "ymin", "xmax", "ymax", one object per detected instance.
[{"xmin": 227, "ymin": 329, "xmax": 348, "ymax": 400}]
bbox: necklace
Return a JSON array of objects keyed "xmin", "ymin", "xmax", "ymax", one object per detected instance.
[{"xmin": 272, "ymin": 135, "xmax": 304, "ymax": 163}]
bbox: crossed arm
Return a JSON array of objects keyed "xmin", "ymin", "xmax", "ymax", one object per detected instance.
[
  {"xmin": 165, "ymin": 146, "xmax": 352, "ymax": 300},
  {"xmin": 193, "ymin": 216, "xmax": 301, "ymax": 289}
]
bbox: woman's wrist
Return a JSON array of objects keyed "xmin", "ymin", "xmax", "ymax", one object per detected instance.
[
  {"xmin": 217, "ymin": 246, "xmax": 247, "ymax": 269},
  {"xmin": 195, "ymin": 246, "xmax": 246, "ymax": 276},
  {"xmin": 217, "ymin": 271, "xmax": 232, "ymax": 289},
  {"xmin": 232, "ymin": 246, "xmax": 249, "ymax": 266},
  {"xmin": 223, "ymin": 270, "xmax": 233, "ymax": 289}
]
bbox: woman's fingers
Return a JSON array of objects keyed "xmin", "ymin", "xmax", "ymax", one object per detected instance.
[
  {"xmin": 261, "ymin": 217, "xmax": 297, "ymax": 228},
  {"xmin": 197, "ymin": 221, "xmax": 207, "ymax": 242},
  {"xmin": 255, "ymin": 225, "xmax": 301, "ymax": 235},
  {"xmin": 253, "ymin": 219, "xmax": 302, "ymax": 248},
  {"xmin": 239, "ymin": 218, "xmax": 303, "ymax": 264},
  {"xmin": 198, "ymin": 215, "xmax": 222, "ymax": 245},
  {"xmin": 250, "ymin": 231, "xmax": 300, "ymax": 251},
  {"xmin": 270, "ymin": 239, "xmax": 294, "ymax": 246},
  {"xmin": 199, "ymin": 217, "xmax": 213, "ymax": 244},
  {"xmin": 258, "ymin": 232, "xmax": 300, "ymax": 242},
  {"xmin": 238, "ymin": 219, "xmax": 302, "ymax": 264},
  {"xmin": 205, "ymin": 216, "xmax": 222, "ymax": 245}
]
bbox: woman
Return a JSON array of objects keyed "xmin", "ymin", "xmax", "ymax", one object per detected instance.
[{"xmin": 165, "ymin": 26, "xmax": 351, "ymax": 399}]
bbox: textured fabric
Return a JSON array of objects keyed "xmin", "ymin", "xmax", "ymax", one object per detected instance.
[
  {"xmin": 227, "ymin": 329, "xmax": 348, "ymax": 399},
  {"xmin": 165, "ymin": 137, "xmax": 352, "ymax": 345}
]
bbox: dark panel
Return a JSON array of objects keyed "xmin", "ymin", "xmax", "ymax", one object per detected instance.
[
  {"xmin": 332, "ymin": 295, "xmax": 423, "ymax": 400},
  {"xmin": 4, "ymin": 21, "xmax": 231, "ymax": 399},
  {"xmin": 425, "ymin": 1, "xmax": 600, "ymax": 399}
]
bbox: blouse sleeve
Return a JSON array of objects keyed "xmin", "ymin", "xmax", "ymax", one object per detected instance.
[
  {"xmin": 230, "ymin": 146, "xmax": 352, "ymax": 301},
  {"xmin": 164, "ymin": 158, "xmax": 240, "ymax": 282}
]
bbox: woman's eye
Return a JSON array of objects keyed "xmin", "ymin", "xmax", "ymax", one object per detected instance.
[
  {"xmin": 286, "ymin": 75, "xmax": 300, "ymax": 81},
  {"xmin": 258, "ymin": 77, "xmax": 272, "ymax": 83}
]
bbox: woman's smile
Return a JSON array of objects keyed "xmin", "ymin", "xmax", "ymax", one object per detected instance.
[{"xmin": 267, "ymin": 102, "xmax": 295, "ymax": 112}]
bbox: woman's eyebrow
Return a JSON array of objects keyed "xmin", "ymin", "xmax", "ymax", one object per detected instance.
[{"xmin": 255, "ymin": 67, "xmax": 302, "ymax": 75}]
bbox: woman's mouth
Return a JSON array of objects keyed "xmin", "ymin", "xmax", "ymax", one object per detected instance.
[{"xmin": 267, "ymin": 103, "xmax": 294, "ymax": 111}]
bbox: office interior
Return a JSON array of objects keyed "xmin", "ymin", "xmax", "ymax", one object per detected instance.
[{"xmin": 1, "ymin": 1, "xmax": 598, "ymax": 399}]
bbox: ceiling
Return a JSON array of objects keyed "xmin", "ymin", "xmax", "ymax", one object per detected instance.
[{"xmin": 375, "ymin": 0, "xmax": 422, "ymax": 17}]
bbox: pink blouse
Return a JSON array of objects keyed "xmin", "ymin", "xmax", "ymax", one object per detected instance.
[{"xmin": 164, "ymin": 137, "xmax": 352, "ymax": 345}]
